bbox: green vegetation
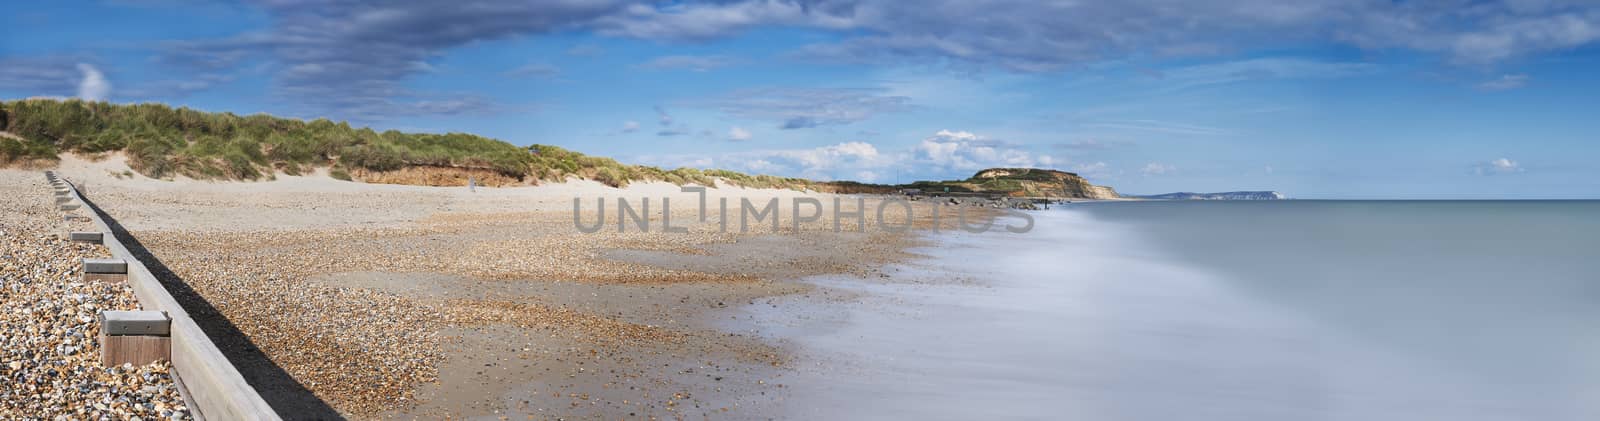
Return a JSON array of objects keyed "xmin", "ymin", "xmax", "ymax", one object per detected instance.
[
  {"xmin": 328, "ymin": 167, "xmax": 352, "ymax": 181},
  {"xmin": 0, "ymin": 98, "xmax": 529, "ymax": 179},
  {"xmin": 0, "ymin": 98, "xmax": 815, "ymax": 189},
  {"xmin": 837, "ymin": 168, "xmax": 1115, "ymax": 199}
]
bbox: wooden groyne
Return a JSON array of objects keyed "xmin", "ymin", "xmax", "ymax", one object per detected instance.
[{"xmin": 48, "ymin": 171, "xmax": 283, "ymax": 420}]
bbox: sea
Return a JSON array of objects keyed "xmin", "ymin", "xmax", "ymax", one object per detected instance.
[{"xmin": 735, "ymin": 200, "xmax": 1600, "ymax": 420}]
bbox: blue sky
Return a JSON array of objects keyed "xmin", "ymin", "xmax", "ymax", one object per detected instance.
[{"xmin": 3, "ymin": 1, "xmax": 1599, "ymax": 198}]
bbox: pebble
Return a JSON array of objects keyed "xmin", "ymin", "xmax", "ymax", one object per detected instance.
[
  {"xmin": 126, "ymin": 215, "xmax": 755, "ymax": 415},
  {"xmin": 0, "ymin": 172, "xmax": 187, "ymax": 418},
  {"xmin": 52, "ymin": 170, "xmax": 941, "ymax": 418}
]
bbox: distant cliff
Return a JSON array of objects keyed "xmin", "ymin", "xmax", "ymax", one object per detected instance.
[
  {"xmin": 892, "ymin": 168, "xmax": 1120, "ymax": 199},
  {"xmin": 1134, "ymin": 191, "xmax": 1286, "ymax": 200}
]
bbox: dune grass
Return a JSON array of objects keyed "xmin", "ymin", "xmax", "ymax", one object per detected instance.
[
  {"xmin": 0, "ymin": 98, "xmax": 530, "ymax": 180},
  {"xmin": 0, "ymin": 98, "xmax": 817, "ymax": 189}
]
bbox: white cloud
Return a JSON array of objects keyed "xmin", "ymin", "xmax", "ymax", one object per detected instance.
[
  {"xmin": 76, "ymin": 63, "xmax": 110, "ymax": 101},
  {"xmin": 743, "ymin": 159, "xmax": 780, "ymax": 173},
  {"xmin": 594, "ymin": 1, "xmax": 855, "ymax": 41},
  {"xmin": 771, "ymin": 141, "xmax": 881, "ymax": 171},
  {"xmin": 1476, "ymin": 74, "xmax": 1530, "ymax": 91},
  {"xmin": 915, "ymin": 130, "xmax": 975, "ymax": 168},
  {"xmin": 1474, "ymin": 157, "xmax": 1524, "ymax": 175},
  {"xmin": 728, "ymin": 126, "xmax": 752, "ymax": 141},
  {"xmin": 637, "ymin": 133, "xmax": 1089, "ymax": 183},
  {"xmin": 699, "ymin": 141, "xmax": 892, "ymax": 179},
  {"xmin": 1071, "ymin": 161, "xmax": 1112, "ymax": 178},
  {"xmin": 914, "ymin": 129, "xmax": 1055, "ymax": 171},
  {"xmin": 1142, "ymin": 162, "xmax": 1177, "ymax": 176},
  {"xmin": 621, "ymin": 120, "xmax": 640, "ymax": 133}
]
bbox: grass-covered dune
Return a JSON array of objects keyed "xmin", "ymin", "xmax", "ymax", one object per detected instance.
[{"xmin": 0, "ymin": 98, "xmax": 815, "ymax": 189}]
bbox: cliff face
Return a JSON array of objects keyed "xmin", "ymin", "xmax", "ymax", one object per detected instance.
[
  {"xmin": 961, "ymin": 168, "xmax": 1121, "ymax": 199},
  {"xmin": 1086, "ymin": 184, "xmax": 1120, "ymax": 199}
]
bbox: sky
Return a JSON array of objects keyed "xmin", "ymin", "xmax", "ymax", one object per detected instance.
[{"xmin": 2, "ymin": 1, "xmax": 1599, "ymax": 198}]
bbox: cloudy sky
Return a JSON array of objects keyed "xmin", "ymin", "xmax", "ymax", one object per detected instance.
[{"xmin": 3, "ymin": 1, "xmax": 1598, "ymax": 198}]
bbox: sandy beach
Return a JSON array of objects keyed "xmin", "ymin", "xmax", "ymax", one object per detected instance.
[{"xmin": 28, "ymin": 154, "xmax": 966, "ymax": 419}]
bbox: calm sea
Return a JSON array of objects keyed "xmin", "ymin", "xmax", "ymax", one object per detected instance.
[{"xmin": 743, "ymin": 200, "xmax": 1600, "ymax": 420}]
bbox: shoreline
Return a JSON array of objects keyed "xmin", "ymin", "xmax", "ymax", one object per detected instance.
[{"xmin": 712, "ymin": 227, "xmax": 1026, "ymax": 419}]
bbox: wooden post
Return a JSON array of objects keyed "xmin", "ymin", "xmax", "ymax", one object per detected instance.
[
  {"xmin": 69, "ymin": 232, "xmax": 104, "ymax": 244},
  {"xmin": 82, "ymin": 258, "xmax": 128, "ymax": 283},
  {"xmin": 99, "ymin": 311, "xmax": 172, "ymax": 367}
]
